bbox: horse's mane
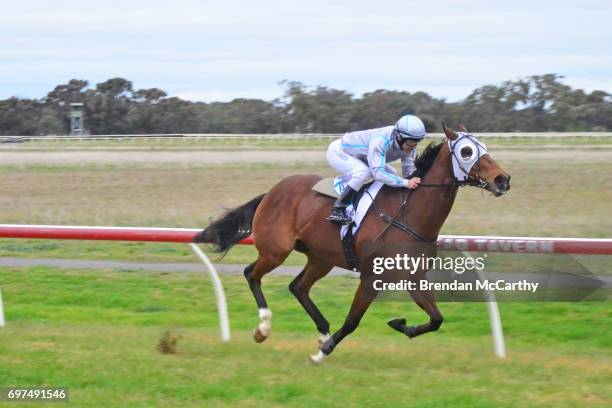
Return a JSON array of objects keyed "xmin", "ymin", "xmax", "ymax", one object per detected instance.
[{"xmin": 413, "ymin": 142, "xmax": 443, "ymax": 178}]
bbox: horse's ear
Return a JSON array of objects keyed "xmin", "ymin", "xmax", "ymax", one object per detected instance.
[
  {"xmin": 442, "ymin": 122, "xmax": 458, "ymax": 140},
  {"xmin": 458, "ymin": 123, "xmax": 468, "ymax": 133}
]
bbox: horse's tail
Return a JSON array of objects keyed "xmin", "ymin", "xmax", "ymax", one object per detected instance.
[{"xmin": 194, "ymin": 193, "xmax": 265, "ymax": 254}]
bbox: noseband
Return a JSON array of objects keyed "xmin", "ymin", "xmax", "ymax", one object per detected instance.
[{"xmin": 375, "ymin": 134, "xmax": 490, "ymax": 243}]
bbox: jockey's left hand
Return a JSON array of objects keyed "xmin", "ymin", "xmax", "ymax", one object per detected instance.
[{"xmin": 405, "ymin": 177, "xmax": 421, "ymax": 189}]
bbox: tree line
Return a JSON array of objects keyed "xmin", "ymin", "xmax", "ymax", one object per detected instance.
[{"xmin": 1, "ymin": 74, "xmax": 610, "ymax": 135}]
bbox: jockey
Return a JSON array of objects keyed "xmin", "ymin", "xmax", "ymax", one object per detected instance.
[{"xmin": 326, "ymin": 114, "xmax": 427, "ymax": 224}]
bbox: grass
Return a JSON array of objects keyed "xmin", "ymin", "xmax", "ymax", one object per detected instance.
[
  {"xmin": 0, "ymin": 267, "xmax": 610, "ymax": 407},
  {"xmin": 0, "ymin": 136, "xmax": 338, "ymax": 151},
  {"xmin": 0, "ymin": 149, "xmax": 611, "ymax": 265},
  {"xmin": 0, "ymin": 141, "xmax": 611, "ymax": 406},
  {"xmin": 3, "ymin": 135, "xmax": 612, "ymax": 152},
  {"xmin": 0, "ymin": 239, "xmax": 310, "ymax": 267}
]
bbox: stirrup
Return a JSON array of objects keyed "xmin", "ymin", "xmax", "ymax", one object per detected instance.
[{"xmin": 326, "ymin": 207, "xmax": 352, "ymax": 225}]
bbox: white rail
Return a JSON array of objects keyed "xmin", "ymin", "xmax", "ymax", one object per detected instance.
[
  {"xmin": 0, "ymin": 289, "xmax": 4, "ymax": 328},
  {"xmin": 190, "ymin": 243, "xmax": 230, "ymax": 342},
  {"xmin": 2, "ymin": 132, "xmax": 612, "ymax": 142},
  {"xmin": 462, "ymin": 251, "xmax": 506, "ymax": 358}
]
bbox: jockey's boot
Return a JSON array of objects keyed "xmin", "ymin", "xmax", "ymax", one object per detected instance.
[{"xmin": 326, "ymin": 186, "xmax": 357, "ymax": 225}]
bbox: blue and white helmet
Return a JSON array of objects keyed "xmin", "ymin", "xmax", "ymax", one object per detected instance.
[{"xmin": 394, "ymin": 114, "xmax": 426, "ymax": 140}]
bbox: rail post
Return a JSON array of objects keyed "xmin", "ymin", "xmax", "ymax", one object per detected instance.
[
  {"xmin": 0, "ymin": 289, "xmax": 5, "ymax": 327},
  {"xmin": 189, "ymin": 243, "xmax": 231, "ymax": 342},
  {"xmin": 462, "ymin": 251, "xmax": 506, "ymax": 358}
]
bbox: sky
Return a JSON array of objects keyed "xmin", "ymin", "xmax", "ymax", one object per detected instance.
[{"xmin": 1, "ymin": 0, "xmax": 611, "ymax": 103}]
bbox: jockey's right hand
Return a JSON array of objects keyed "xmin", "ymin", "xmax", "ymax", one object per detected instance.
[{"xmin": 404, "ymin": 177, "xmax": 421, "ymax": 189}]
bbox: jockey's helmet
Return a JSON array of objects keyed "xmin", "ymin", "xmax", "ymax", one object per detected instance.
[{"xmin": 394, "ymin": 115, "xmax": 426, "ymax": 142}]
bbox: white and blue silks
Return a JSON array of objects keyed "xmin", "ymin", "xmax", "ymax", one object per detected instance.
[
  {"xmin": 326, "ymin": 126, "xmax": 416, "ymax": 192},
  {"xmin": 326, "ymin": 126, "xmax": 416, "ymax": 239}
]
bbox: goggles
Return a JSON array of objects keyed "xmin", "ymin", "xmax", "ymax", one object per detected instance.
[
  {"xmin": 394, "ymin": 128, "xmax": 423, "ymax": 142},
  {"xmin": 404, "ymin": 137, "xmax": 421, "ymax": 145}
]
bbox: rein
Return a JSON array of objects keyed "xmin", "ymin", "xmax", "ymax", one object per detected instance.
[
  {"xmin": 372, "ymin": 139, "xmax": 490, "ymax": 242},
  {"xmin": 419, "ymin": 178, "xmax": 488, "ymax": 189}
]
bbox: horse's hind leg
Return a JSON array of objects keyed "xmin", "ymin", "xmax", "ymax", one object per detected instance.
[
  {"xmin": 387, "ymin": 289, "xmax": 443, "ymax": 338},
  {"xmin": 288, "ymin": 255, "xmax": 334, "ymax": 348},
  {"xmin": 244, "ymin": 253, "xmax": 287, "ymax": 343}
]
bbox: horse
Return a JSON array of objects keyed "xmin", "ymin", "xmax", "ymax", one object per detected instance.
[{"xmin": 195, "ymin": 124, "xmax": 511, "ymax": 364}]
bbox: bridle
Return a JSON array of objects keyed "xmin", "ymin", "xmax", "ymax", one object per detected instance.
[
  {"xmin": 446, "ymin": 132, "xmax": 489, "ymax": 190},
  {"xmin": 374, "ymin": 133, "xmax": 490, "ymax": 243},
  {"xmin": 394, "ymin": 132, "xmax": 489, "ymax": 189}
]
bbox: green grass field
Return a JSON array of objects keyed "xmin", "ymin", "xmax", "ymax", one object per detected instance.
[
  {"xmin": 1, "ymin": 267, "xmax": 610, "ymax": 407},
  {"xmin": 3, "ymin": 135, "xmax": 612, "ymax": 151},
  {"xmin": 0, "ymin": 140, "xmax": 611, "ymax": 406},
  {"xmin": 1, "ymin": 145, "xmax": 611, "ymax": 264}
]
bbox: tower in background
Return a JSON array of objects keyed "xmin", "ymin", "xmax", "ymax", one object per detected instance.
[{"xmin": 68, "ymin": 103, "xmax": 85, "ymax": 135}]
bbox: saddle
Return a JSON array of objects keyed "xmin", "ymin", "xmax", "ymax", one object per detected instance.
[
  {"xmin": 312, "ymin": 177, "xmax": 373, "ymax": 199},
  {"xmin": 312, "ymin": 178, "xmax": 376, "ymax": 271}
]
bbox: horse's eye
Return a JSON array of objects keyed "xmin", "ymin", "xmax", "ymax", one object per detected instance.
[{"xmin": 460, "ymin": 146, "xmax": 473, "ymax": 159}]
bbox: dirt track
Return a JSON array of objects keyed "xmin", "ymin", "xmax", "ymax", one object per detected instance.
[{"xmin": 1, "ymin": 148, "xmax": 612, "ymax": 165}]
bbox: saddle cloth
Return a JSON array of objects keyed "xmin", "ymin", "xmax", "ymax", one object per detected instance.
[{"xmin": 312, "ymin": 177, "xmax": 384, "ymax": 239}]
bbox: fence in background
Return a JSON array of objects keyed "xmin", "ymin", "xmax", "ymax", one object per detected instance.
[{"xmin": 2, "ymin": 132, "xmax": 612, "ymax": 143}]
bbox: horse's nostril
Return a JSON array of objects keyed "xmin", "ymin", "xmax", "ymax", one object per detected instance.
[{"xmin": 495, "ymin": 175, "xmax": 510, "ymax": 190}]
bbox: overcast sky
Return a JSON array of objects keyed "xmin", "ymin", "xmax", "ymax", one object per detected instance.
[{"xmin": 1, "ymin": 0, "xmax": 610, "ymax": 102}]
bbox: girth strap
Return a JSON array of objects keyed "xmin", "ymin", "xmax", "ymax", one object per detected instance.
[{"xmin": 341, "ymin": 221, "xmax": 359, "ymax": 271}]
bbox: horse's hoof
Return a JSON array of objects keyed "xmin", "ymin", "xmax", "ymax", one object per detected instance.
[
  {"xmin": 320, "ymin": 338, "xmax": 336, "ymax": 355},
  {"xmin": 405, "ymin": 326, "xmax": 418, "ymax": 338},
  {"xmin": 309, "ymin": 350, "xmax": 326, "ymax": 365},
  {"xmin": 387, "ymin": 318, "xmax": 406, "ymax": 333},
  {"xmin": 253, "ymin": 327, "xmax": 269, "ymax": 343},
  {"xmin": 317, "ymin": 333, "xmax": 331, "ymax": 349}
]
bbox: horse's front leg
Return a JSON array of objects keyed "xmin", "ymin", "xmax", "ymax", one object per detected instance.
[
  {"xmin": 310, "ymin": 281, "xmax": 375, "ymax": 364},
  {"xmin": 288, "ymin": 256, "xmax": 334, "ymax": 350},
  {"xmin": 388, "ymin": 289, "xmax": 443, "ymax": 338}
]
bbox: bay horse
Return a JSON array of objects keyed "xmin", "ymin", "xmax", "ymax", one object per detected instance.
[{"xmin": 196, "ymin": 124, "xmax": 511, "ymax": 363}]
